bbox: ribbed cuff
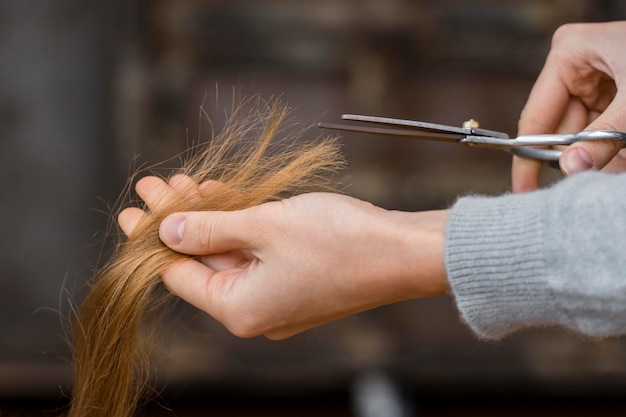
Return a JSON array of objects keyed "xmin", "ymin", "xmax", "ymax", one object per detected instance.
[{"xmin": 445, "ymin": 191, "xmax": 560, "ymax": 339}]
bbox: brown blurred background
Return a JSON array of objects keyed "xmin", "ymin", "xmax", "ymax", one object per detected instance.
[{"xmin": 1, "ymin": 1, "xmax": 626, "ymax": 416}]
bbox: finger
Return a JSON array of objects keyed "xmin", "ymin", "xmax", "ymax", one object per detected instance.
[
  {"xmin": 198, "ymin": 180, "xmax": 246, "ymax": 211},
  {"xmin": 160, "ymin": 257, "xmax": 227, "ymax": 320},
  {"xmin": 168, "ymin": 174, "xmax": 200, "ymax": 197},
  {"xmin": 513, "ymin": 88, "xmax": 589, "ymax": 191},
  {"xmin": 198, "ymin": 250, "xmax": 254, "ymax": 272},
  {"xmin": 511, "ymin": 156, "xmax": 543, "ymax": 193},
  {"xmin": 118, "ymin": 207, "xmax": 146, "ymax": 237},
  {"xmin": 160, "ymin": 208, "xmax": 261, "ymax": 255},
  {"xmin": 601, "ymin": 148, "xmax": 626, "ymax": 173},
  {"xmin": 199, "ymin": 180, "xmax": 231, "ymax": 197},
  {"xmin": 554, "ymin": 97, "xmax": 589, "ymax": 133},
  {"xmin": 169, "ymin": 176, "xmax": 239, "ymax": 210},
  {"xmin": 549, "ymin": 98, "xmax": 592, "ymax": 176},
  {"xmin": 136, "ymin": 176, "xmax": 178, "ymax": 213},
  {"xmin": 560, "ymin": 98, "xmax": 626, "ymax": 175},
  {"xmin": 513, "ymin": 57, "xmax": 571, "ymax": 192},
  {"xmin": 518, "ymin": 55, "xmax": 571, "ymax": 135},
  {"xmin": 161, "ymin": 257, "xmax": 258, "ymax": 337}
]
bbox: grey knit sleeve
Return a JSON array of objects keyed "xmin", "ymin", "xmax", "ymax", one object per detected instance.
[{"xmin": 445, "ymin": 171, "xmax": 626, "ymax": 339}]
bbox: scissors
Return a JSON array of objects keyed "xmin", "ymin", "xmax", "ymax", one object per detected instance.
[{"xmin": 318, "ymin": 114, "xmax": 626, "ymax": 164}]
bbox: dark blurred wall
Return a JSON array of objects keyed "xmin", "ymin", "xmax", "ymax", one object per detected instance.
[
  {"xmin": 1, "ymin": 0, "xmax": 626, "ymax": 411},
  {"xmin": 0, "ymin": 0, "xmax": 125, "ymax": 398}
]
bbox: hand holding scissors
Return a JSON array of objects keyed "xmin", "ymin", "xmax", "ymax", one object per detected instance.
[{"xmin": 319, "ymin": 114, "xmax": 626, "ymax": 166}]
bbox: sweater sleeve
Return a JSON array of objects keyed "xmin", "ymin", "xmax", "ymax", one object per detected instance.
[{"xmin": 445, "ymin": 171, "xmax": 626, "ymax": 339}]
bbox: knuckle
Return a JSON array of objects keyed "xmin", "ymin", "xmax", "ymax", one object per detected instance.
[
  {"xmin": 551, "ymin": 23, "xmax": 583, "ymax": 47},
  {"xmin": 240, "ymin": 204, "xmax": 274, "ymax": 242},
  {"xmin": 189, "ymin": 214, "xmax": 217, "ymax": 251}
]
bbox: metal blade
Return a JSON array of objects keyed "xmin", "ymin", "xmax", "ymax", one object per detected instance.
[
  {"xmin": 340, "ymin": 114, "xmax": 509, "ymax": 139},
  {"xmin": 317, "ymin": 122, "xmax": 462, "ymax": 142},
  {"xmin": 341, "ymin": 114, "xmax": 468, "ymax": 135}
]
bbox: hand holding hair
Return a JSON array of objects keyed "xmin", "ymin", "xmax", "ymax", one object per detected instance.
[
  {"xmin": 121, "ymin": 177, "xmax": 450, "ymax": 340},
  {"xmin": 71, "ymin": 98, "xmax": 351, "ymax": 417},
  {"xmin": 512, "ymin": 21, "xmax": 626, "ymax": 192}
]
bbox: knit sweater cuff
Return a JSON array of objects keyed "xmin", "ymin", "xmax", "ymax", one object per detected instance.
[{"xmin": 445, "ymin": 191, "xmax": 559, "ymax": 339}]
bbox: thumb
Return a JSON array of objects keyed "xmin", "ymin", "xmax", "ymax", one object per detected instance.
[
  {"xmin": 560, "ymin": 102, "xmax": 626, "ymax": 175},
  {"xmin": 160, "ymin": 209, "xmax": 257, "ymax": 255}
]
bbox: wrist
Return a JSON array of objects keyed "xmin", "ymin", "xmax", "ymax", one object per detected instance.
[
  {"xmin": 372, "ymin": 208, "xmax": 450, "ymax": 302},
  {"xmin": 401, "ymin": 208, "xmax": 450, "ymax": 296}
]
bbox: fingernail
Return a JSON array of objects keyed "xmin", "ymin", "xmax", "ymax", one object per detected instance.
[
  {"xmin": 161, "ymin": 215, "xmax": 185, "ymax": 245},
  {"xmin": 561, "ymin": 148, "xmax": 593, "ymax": 175}
]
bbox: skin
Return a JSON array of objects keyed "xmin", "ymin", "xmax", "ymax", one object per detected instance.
[
  {"xmin": 513, "ymin": 21, "xmax": 626, "ymax": 192},
  {"xmin": 120, "ymin": 22, "xmax": 626, "ymax": 339},
  {"xmin": 119, "ymin": 178, "xmax": 450, "ymax": 340}
]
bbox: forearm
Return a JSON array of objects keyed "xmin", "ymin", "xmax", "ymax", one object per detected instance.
[{"xmin": 446, "ymin": 171, "xmax": 626, "ymax": 339}]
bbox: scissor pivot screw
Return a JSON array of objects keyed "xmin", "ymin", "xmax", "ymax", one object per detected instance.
[{"xmin": 463, "ymin": 119, "xmax": 480, "ymax": 129}]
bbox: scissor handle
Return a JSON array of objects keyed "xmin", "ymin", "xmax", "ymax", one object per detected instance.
[
  {"xmin": 515, "ymin": 130, "xmax": 626, "ymax": 147},
  {"xmin": 510, "ymin": 147, "xmax": 562, "ymax": 162},
  {"xmin": 508, "ymin": 130, "xmax": 626, "ymax": 162}
]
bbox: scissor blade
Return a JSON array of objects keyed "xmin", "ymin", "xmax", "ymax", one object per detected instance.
[
  {"xmin": 341, "ymin": 114, "xmax": 510, "ymax": 138},
  {"xmin": 317, "ymin": 122, "xmax": 463, "ymax": 142},
  {"xmin": 341, "ymin": 114, "xmax": 468, "ymax": 135}
]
